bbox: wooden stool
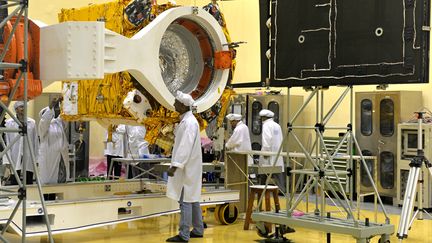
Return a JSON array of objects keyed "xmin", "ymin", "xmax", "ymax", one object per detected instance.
[{"xmin": 244, "ymin": 185, "xmax": 280, "ymax": 230}]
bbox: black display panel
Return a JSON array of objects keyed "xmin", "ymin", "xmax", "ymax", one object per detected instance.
[{"xmin": 260, "ymin": 0, "xmax": 430, "ymax": 87}]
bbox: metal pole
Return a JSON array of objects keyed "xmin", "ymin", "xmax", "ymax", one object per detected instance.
[
  {"xmin": 0, "ymin": 63, "xmax": 23, "ymax": 69},
  {"xmin": 314, "ymin": 88, "xmax": 319, "ymax": 215},
  {"xmin": 418, "ymin": 115, "xmax": 424, "ymax": 220},
  {"xmin": 418, "ymin": 172, "xmax": 423, "ymax": 220},
  {"xmin": 0, "ymin": 127, "xmax": 21, "ymax": 132},
  {"xmin": 403, "ymin": 168, "xmax": 421, "ymax": 237},
  {"xmin": 397, "ymin": 165, "xmax": 416, "ymax": 238},
  {"xmin": 356, "ymin": 158, "xmax": 361, "ymax": 220},
  {"xmin": 319, "ymin": 89, "xmax": 325, "ymax": 221},
  {"xmin": 286, "ymin": 87, "xmax": 291, "ymax": 212},
  {"xmin": 349, "ymin": 86, "xmax": 354, "ymax": 212},
  {"xmin": 0, "ymin": 2, "xmax": 19, "ymax": 9},
  {"xmin": 21, "ymin": 4, "xmax": 29, "ymax": 242}
]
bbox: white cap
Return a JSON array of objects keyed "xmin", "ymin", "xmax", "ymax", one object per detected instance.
[
  {"xmin": 259, "ymin": 109, "xmax": 274, "ymax": 118},
  {"xmin": 13, "ymin": 101, "xmax": 24, "ymax": 110},
  {"xmin": 226, "ymin": 113, "xmax": 242, "ymax": 121},
  {"xmin": 175, "ymin": 91, "xmax": 195, "ymax": 106},
  {"xmin": 39, "ymin": 106, "xmax": 50, "ymax": 118}
]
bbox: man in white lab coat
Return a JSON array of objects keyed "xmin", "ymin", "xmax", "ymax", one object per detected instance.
[
  {"xmin": 225, "ymin": 113, "xmax": 253, "ymax": 165},
  {"xmin": 38, "ymin": 98, "xmax": 70, "ymax": 184},
  {"xmin": 259, "ymin": 109, "xmax": 286, "ymax": 192},
  {"xmin": 4, "ymin": 101, "xmax": 39, "ymax": 185},
  {"xmin": 104, "ymin": 124, "xmax": 126, "ymax": 179},
  {"xmin": 166, "ymin": 91, "xmax": 203, "ymax": 242}
]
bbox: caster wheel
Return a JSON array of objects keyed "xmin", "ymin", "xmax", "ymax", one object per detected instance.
[
  {"xmin": 256, "ymin": 222, "xmax": 269, "ymax": 238},
  {"xmin": 378, "ymin": 239, "xmax": 390, "ymax": 243},
  {"xmin": 214, "ymin": 205, "xmax": 222, "ymax": 224},
  {"xmin": 218, "ymin": 203, "xmax": 238, "ymax": 225}
]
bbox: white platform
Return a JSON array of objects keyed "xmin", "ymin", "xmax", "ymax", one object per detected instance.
[{"xmin": 0, "ymin": 181, "xmax": 239, "ymax": 236}]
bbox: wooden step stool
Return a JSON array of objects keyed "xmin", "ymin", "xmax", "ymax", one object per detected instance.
[{"xmin": 244, "ymin": 185, "xmax": 280, "ymax": 230}]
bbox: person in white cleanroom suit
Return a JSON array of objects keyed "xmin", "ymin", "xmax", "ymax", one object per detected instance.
[
  {"xmin": 3, "ymin": 101, "xmax": 39, "ymax": 185},
  {"xmin": 126, "ymin": 125, "xmax": 149, "ymax": 158},
  {"xmin": 166, "ymin": 91, "xmax": 204, "ymax": 242},
  {"xmin": 259, "ymin": 109, "xmax": 285, "ymax": 192},
  {"xmin": 125, "ymin": 125, "xmax": 150, "ymax": 178},
  {"xmin": 225, "ymin": 113, "xmax": 253, "ymax": 166},
  {"xmin": 38, "ymin": 97, "xmax": 70, "ymax": 184},
  {"xmin": 104, "ymin": 124, "xmax": 126, "ymax": 179}
]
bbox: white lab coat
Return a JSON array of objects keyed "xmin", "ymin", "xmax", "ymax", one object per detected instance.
[
  {"xmin": 167, "ymin": 111, "xmax": 202, "ymax": 202},
  {"xmin": 104, "ymin": 125, "xmax": 126, "ymax": 157},
  {"xmin": 126, "ymin": 125, "xmax": 149, "ymax": 158},
  {"xmin": 260, "ymin": 118, "xmax": 284, "ymax": 172},
  {"xmin": 225, "ymin": 121, "xmax": 253, "ymax": 165},
  {"xmin": 38, "ymin": 108, "xmax": 70, "ymax": 184},
  {"xmin": 3, "ymin": 118, "xmax": 39, "ymax": 172}
]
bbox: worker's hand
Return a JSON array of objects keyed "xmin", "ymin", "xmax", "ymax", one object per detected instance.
[
  {"xmin": 167, "ymin": 166, "xmax": 177, "ymax": 177},
  {"xmin": 49, "ymin": 97, "xmax": 62, "ymax": 109}
]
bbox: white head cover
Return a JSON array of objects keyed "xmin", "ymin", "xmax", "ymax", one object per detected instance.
[
  {"xmin": 226, "ymin": 113, "xmax": 242, "ymax": 121},
  {"xmin": 39, "ymin": 106, "xmax": 50, "ymax": 118},
  {"xmin": 175, "ymin": 91, "xmax": 195, "ymax": 106},
  {"xmin": 259, "ymin": 109, "xmax": 274, "ymax": 118},
  {"xmin": 13, "ymin": 101, "xmax": 24, "ymax": 110}
]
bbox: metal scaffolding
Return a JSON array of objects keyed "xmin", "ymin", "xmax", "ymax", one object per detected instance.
[
  {"xmin": 252, "ymin": 86, "xmax": 393, "ymax": 243},
  {"xmin": 0, "ymin": 1, "xmax": 53, "ymax": 242}
]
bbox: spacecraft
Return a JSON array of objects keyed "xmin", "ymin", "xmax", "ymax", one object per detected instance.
[{"xmin": 0, "ymin": 0, "xmax": 235, "ymax": 149}]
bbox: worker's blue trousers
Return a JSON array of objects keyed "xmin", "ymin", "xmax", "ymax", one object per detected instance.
[{"xmin": 178, "ymin": 190, "xmax": 204, "ymax": 241}]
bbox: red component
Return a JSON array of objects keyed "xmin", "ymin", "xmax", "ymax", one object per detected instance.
[
  {"xmin": 0, "ymin": 17, "xmax": 41, "ymax": 101},
  {"xmin": 177, "ymin": 18, "xmax": 213, "ymax": 100},
  {"xmin": 214, "ymin": 51, "xmax": 232, "ymax": 69},
  {"xmin": 8, "ymin": 75, "xmax": 42, "ymax": 100}
]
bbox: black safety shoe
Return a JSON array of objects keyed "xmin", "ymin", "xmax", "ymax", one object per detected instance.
[
  {"xmin": 190, "ymin": 231, "xmax": 203, "ymax": 238},
  {"xmin": 166, "ymin": 235, "xmax": 188, "ymax": 242},
  {"xmin": 286, "ymin": 227, "xmax": 295, "ymax": 233}
]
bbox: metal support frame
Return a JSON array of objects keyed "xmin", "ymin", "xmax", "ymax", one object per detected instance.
[
  {"xmin": 397, "ymin": 112, "xmax": 432, "ymax": 240},
  {"xmin": 0, "ymin": 1, "xmax": 53, "ymax": 242},
  {"xmin": 109, "ymin": 157, "xmax": 170, "ymax": 181},
  {"xmin": 356, "ymin": 156, "xmax": 379, "ymax": 223},
  {"xmin": 252, "ymin": 86, "xmax": 393, "ymax": 243}
]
